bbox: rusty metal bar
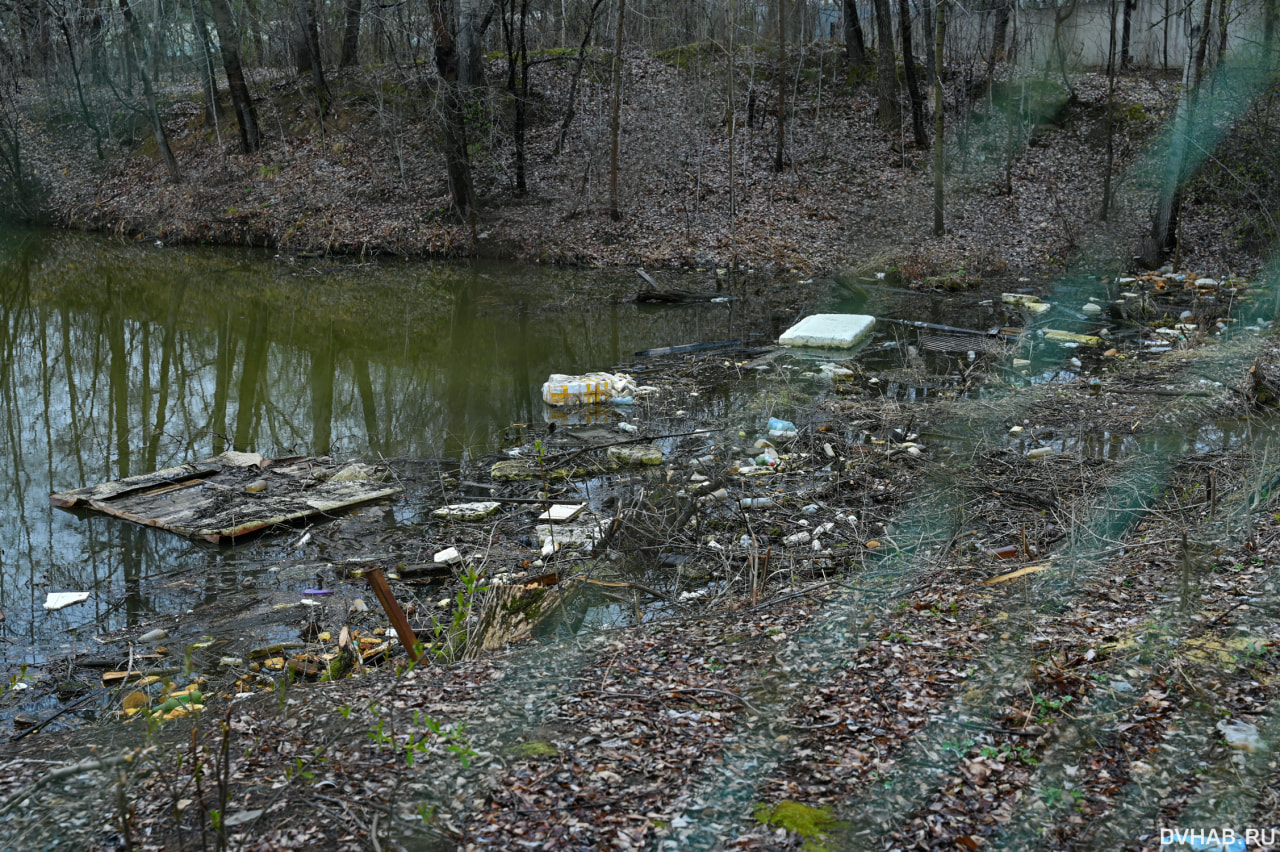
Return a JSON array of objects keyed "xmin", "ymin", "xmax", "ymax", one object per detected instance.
[{"xmin": 364, "ymin": 568, "xmax": 421, "ymax": 664}]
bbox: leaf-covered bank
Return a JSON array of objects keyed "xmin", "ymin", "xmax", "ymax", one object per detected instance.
[{"xmin": 9, "ymin": 51, "xmax": 1266, "ymax": 281}]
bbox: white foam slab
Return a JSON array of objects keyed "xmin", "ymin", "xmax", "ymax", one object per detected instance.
[{"xmin": 779, "ymin": 314, "xmax": 876, "ymax": 348}]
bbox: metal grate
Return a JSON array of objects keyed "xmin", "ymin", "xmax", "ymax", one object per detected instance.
[{"xmin": 919, "ymin": 334, "xmax": 1009, "ymax": 354}]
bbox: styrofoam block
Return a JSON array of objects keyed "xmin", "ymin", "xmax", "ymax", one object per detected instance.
[{"xmin": 779, "ymin": 314, "xmax": 876, "ymax": 348}]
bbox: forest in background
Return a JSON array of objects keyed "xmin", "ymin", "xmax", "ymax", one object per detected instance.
[{"xmin": 0, "ymin": 0, "xmax": 1277, "ymax": 275}]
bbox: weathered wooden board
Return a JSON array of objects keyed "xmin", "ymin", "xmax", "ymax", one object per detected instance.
[{"xmin": 51, "ymin": 452, "xmax": 400, "ymax": 544}]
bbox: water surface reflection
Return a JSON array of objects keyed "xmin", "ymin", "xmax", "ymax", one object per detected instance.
[{"xmin": 0, "ymin": 230, "xmax": 779, "ymax": 665}]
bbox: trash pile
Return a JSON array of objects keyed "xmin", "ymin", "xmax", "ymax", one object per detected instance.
[{"xmin": 9, "ymin": 269, "xmax": 1263, "ymax": 739}]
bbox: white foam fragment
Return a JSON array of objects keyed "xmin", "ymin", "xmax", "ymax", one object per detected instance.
[
  {"xmin": 538, "ymin": 504, "xmax": 586, "ymax": 522},
  {"xmin": 44, "ymin": 591, "xmax": 90, "ymax": 611},
  {"xmin": 434, "ymin": 546, "xmax": 463, "ymax": 564},
  {"xmin": 779, "ymin": 314, "xmax": 876, "ymax": 348}
]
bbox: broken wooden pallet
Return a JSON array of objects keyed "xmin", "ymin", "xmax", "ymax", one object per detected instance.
[{"xmin": 50, "ymin": 451, "xmax": 400, "ymax": 544}]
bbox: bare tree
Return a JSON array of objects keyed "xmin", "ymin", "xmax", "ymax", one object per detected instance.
[
  {"xmin": 844, "ymin": 0, "xmax": 867, "ymax": 67},
  {"xmin": 294, "ymin": 0, "xmax": 330, "ymax": 117},
  {"xmin": 555, "ymin": 0, "xmax": 608, "ymax": 154},
  {"xmin": 0, "ymin": 76, "xmax": 40, "ymax": 220},
  {"xmin": 900, "ymin": 0, "xmax": 927, "ymax": 145},
  {"xmin": 932, "ymin": 0, "xmax": 944, "ymax": 235},
  {"xmin": 609, "ymin": 0, "xmax": 626, "ymax": 220},
  {"xmin": 1119, "ymin": 0, "xmax": 1135, "ymax": 68},
  {"xmin": 189, "ymin": 0, "xmax": 220, "ymax": 129},
  {"xmin": 339, "ymin": 0, "xmax": 362, "ymax": 68},
  {"xmin": 514, "ymin": 0, "xmax": 530, "ymax": 193},
  {"xmin": 1101, "ymin": 0, "xmax": 1118, "ymax": 219},
  {"xmin": 118, "ymin": 0, "xmax": 180, "ymax": 181},
  {"xmin": 208, "ymin": 0, "xmax": 261, "ymax": 153},
  {"xmin": 872, "ymin": 0, "xmax": 899, "ymax": 130},
  {"xmin": 428, "ymin": 0, "xmax": 478, "ymax": 220},
  {"xmin": 1142, "ymin": 0, "xmax": 1207, "ymax": 266},
  {"xmin": 458, "ymin": 0, "xmax": 487, "ymax": 87},
  {"xmin": 775, "ymin": 0, "xmax": 786, "ymax": 170},
  {"xmin": 991, "ymin": 0, "xmax": 1010, "ymax": 63}
]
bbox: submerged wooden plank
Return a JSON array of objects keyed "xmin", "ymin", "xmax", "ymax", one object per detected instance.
[
  {"xmin": 51, "ymin": 454, "xmax": 400, "ymax": 543},
  {"xmin": 49, "ymin": 463, "xmax": 222, "ymax": 508}
]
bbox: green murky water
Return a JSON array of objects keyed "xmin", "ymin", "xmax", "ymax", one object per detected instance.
[{"xmin": 0, "ymin": 229, "xmax": 783, "ymax": 670}]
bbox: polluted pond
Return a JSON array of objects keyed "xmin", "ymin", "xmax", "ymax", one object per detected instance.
[{"xmin": 2, "ymin": 264, "xmax": 1280, "ymax": 850}]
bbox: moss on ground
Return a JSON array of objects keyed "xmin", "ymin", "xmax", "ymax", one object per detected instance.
[{"xmin": 752, "ymin": 800, "xmax": 845, "ymax": 851}]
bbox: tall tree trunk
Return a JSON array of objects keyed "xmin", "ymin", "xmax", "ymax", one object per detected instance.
[
  {"xmin": 190, "ymin": 0, "xmax": 220, "ymax": 129},
  {"xmin": 775, "ymin": 0, "xmax": 786, "ymax": 171},
  {"xmin": 118, "ymin": 0, "xmax": 180, "ymax": 181},
  {"xmin": 900, "ymin": 0, "xmax": 927, "ymax": 145},
  {"xmin": 991, "ymin": 0, "xmax": 1010, "ymax": 61},
  {"xmin": 208, "ymin": 0, "xmax": 261, "ymax": 153},
  {"xmin": 1216, "ymin": 0, "xmax": 1229, "ymax": 64},
  {"xmin": 501, "ymin": 0, "xmax": 516, "ymax": 91},
  {"xmin": 150, "ymin": 0, "xmax": 166, "ymax": 83},
  {"xmin": 1194, "ymin": 0, "xmax": 1213, "ymax": 88},
  {"xmin": 458, "ymin": 0, "xmax": 485, "ymax": 87},
  {"xmin": 932, "ymin": 0, "xmax": 944, "ymax": 234},
  {"xmin": 514, "ymin": 0, "xmax": 529, "ymax": 193},
  {"xmin": 844, "ymin": 0, "xmax": 867, "ymax": 66},
  {"xmin": 1142, "ymin": 0, "xmax": 1205, "ymax": 266},
  {"xmin": 872, "ymin": 0, "xmax": 899, "ymax": 130},
  {"xmin": 428, "ymin": 0, "xmax": 477, "ymax": 220},
  {"xmin": 14, "ymin": 0, "xmax": 33, "ymax": 77},
  {"xmin": 555, "ymin": 0, "xmax": 607, "ymax": 154},
  {"xmin": 727, "ymin": 0, "xmax": 736, "ymax": 219},
  {"xmin": 1101, "ymin": 0, "xmax": 1118, "ymax": 220},
  {"xmin": 296, "ymin": 0, "xmax": 329, "ymax": 114},
  {"xmin": 88, "ymin": 0, "xmax": 107, "ymax": 84},
  {"xmin": 609, "ymin": 0, "xmax": 626, "ymax": 221},
  {"xmin": 1119, "ymin": 0, "xmax": 1135, "ymax": 68},
  {"xmin": 921, "ymin": 0, "xmax": 935, "ymax": 82},
  {"xmin": 1163, "ymin": 0, "xmax": 1170, "ymax": 71},
  {"xmin": 339, "ymin": 0, "xmax": 362, "ymax": 67}
]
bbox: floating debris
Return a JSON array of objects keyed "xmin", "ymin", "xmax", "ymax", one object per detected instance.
[
  {"xmin": 538, "ymin": 504, "xmax": 586, "ymax": 522},
  {"xmin": 1044, "ymin": 329, "xmax": 1103, "ymax": 346},
  {"xmin": 432, "ymin": 502, "xmax": 502, "ymax": 521},
  {"xmin": 43, "ymin": 592, "xmax": 90, "ymax": 611},
  {"xmin": 50, "ymin": 452, "xmax": 400, "ymax": 544},
  {"xmin": 1002, "ymin": 293, "xmax": 1051, "ymax": 313},
  {"xmin": 607, "ymin": 444, "xmax": 663, "ymax": 465},
  {"xmin": 779, "ymin": 314, "xmax": 876, "ymax": 348}
]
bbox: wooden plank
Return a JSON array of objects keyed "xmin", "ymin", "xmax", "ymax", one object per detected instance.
[
  {"xmin": 50, "ymin": 464, "xmax": 219, "ymax": 508},
  {"xmin": 102, "ymin": 669, "xmax": 179, "ymax": 685},
  {"xmin": 51, "ymin": 455, "xmax": 400, "ymax": 543},
  {"xmin": 981, "ymin": 563, "xmax": 1055, "ymax": 585}
]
